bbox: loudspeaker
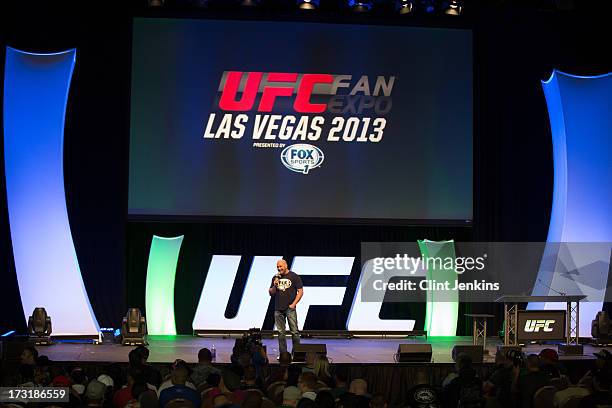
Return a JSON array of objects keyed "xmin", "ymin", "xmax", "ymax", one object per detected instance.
[
  {"xmin": 292, "ymin": 344, "xmax": 327, "ymax": 362},
  {"xmin": 558, "ymin": 344, "xmax": 583, "ymax": 356},
  {"xmin": 452, "ymin": 345, "xmax": 484, "ymax": 363},
  {"xmin": 396, "ymin": 344, "xmax": 432, "ymax": 362}
]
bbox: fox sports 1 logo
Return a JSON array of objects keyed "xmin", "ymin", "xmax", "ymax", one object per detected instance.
[{"xmin": 280, "ymin": 144, "xmax": 324, "ymax": 174}]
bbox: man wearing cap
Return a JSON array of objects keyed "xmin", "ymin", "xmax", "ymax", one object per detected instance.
[
  {"xmin": 84, "ymin": 380, "xmax": 106, "ymax": 408},
  {"xmin": 280, "ymin": 386, "xmax": 302, "ymax": 408},
  {"xmin": 579, "ymin": 349, "xmax": 612, "ymax": 389},
  {"xmin": 539, "ymin": 348, "xmax": 567, "ymax": 379}
]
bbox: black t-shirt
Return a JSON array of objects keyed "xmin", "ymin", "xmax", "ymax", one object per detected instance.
[
  {"xmin": 270, "ymin": 271, "xmax": 303, "ymax": 311},
  {"xmin": 406, "ymin": 384, "xmax": 440, "ymax": 408},
  {"xmin": 487, "ymin": 366, "xmax": 513, "ymax": 408}
]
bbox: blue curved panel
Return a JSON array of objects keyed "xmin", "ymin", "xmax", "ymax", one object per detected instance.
[
  {"xmin": 3, "ymin": 47, "xmax": 100, "ymax": 336},
  {"xmin": 531, "ymin": 70, "xmax": 612, "ymax": 335}
]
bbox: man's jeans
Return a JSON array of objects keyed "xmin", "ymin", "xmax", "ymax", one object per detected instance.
[{"xmin": 275, "ymin": 307, "xmax": 300, "ymax": 353}]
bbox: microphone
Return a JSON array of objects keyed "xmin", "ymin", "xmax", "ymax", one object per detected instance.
[{"xmin": 537, "ymin": 278, "xmax": 566, "ymax": 296}]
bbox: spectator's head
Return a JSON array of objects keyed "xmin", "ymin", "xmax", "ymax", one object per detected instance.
[
  {"xmin": 207, "ymin": 372, "xmax": 222, "ymax": 388},
  {"xmin": 138, "ymin": 390, "xmax": 158, "ymax": 408},
  {"xmin": 212, "ymin": 393, "xmax": 231, "ymax": 408},
  {"xmin": 198, "ymin": 348, "xmax": 213, "ymax": 363},
  {"xmin": 299, "ymin": 372, "xmax": 318, "ymax": 393},
  {"xmin": 349, "ymin": 378, "xmax": 368, "ymax": 396},
  {"xmin": 242, "ymin": 391, "xmax": 263, "ymax": 408},
  {"xmin": 455, "ymin": 353, "xmax": 473, "ymax": 371},
  {"xmin": 71, "ymin": 367, "xmax": 87, "ymax": 385},
  {"xmin": 313, "ymin": 355, "xmax": 331, "ymax": 379},
  {"xmin": 135, "ymin": 345, "xmax": 150, "ymax": 362},
  {"xmin": 539, "ymin": 348, "xmax": 558, "ymax": 366},
  {"xmin": 594, "ymin": 349, "xmax": 612, "ymax": 369},
  {"xmin": 369, "ymin": 394, "xmax": 387, "ymax": 408},
  {"xmin": 283, "ymin": 386, "xmax": 302, "ymax": 407},
  {"xmin": 415, "ymin": 369, "xmax": 429, "ymax": 385},
  {"xmin": 128, "ymin": 348, "xmax": 143, "ymax": 367},
  {"xmin": 279, "ymin": 351, "xmax": 292, "ymax": 366},
  {"xmin": 495, "ymin": 349, "xmax": 511, "ymax": 367},
  {"xmin": 85, "ymin": 379, "xmax": 106, "ymax": 404},
  {"xmin": 71, "ymin": 368, "xmax": 87, "ymax": 395},
  {"xmin": 315, "ymin": 390, "xmax": 335, "ymax": 408},
  {"xmin": 526, "ymin": 354, "xmax": 540, "ymax": 372},
  {"xmin": 244, "ymin": 365, "xmax": 257, "ymax": 384},
  {"xmin": 334, "ymin": 371, "xmax": 348, "ymax": 387},
  {"xmin": 21, "ymin": 346, "xmax": 38, "ymax": 365},
  {"xmin": 97, "ymin": 374, "xmax": 114, "ymax": 390},
  {"xmin": 594, "ymin": 371, "xmax": 611, "ymax": 392},
  {"xmin": 171, "ymin": 366, "xmax": 189, "ymax": 386},
  {"xmin": 305, "ymin": 352, "xmax": 317, "ymax": 367}
]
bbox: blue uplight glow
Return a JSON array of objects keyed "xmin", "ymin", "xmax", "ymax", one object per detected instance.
[
  {"xmin": 3, "ymin": 47, "xmax": 100, "ymax": 336},
  {"xmin": 530, "ymin": 70, "xmax": 612, "ymax": 336}
]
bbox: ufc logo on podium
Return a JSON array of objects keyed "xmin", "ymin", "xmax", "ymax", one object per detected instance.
[{"xmin": 524, "ymin": 319, "xmax": 555, "ymax": 333}]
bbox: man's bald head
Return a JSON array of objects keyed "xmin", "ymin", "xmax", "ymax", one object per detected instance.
[
  {"xmin": 277, "ymin": 259, "xmax": 289, "ymax": 274},
  {"xmin": 349, "ymin": 379, "xmax": 368, "ymax": 396}
]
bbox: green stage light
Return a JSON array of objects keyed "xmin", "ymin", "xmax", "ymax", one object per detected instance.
[
  {"xmin": 145, "ymin": 235, "xmax": 184, "ymax": 335},
  {"xmin": 419, "ymin": 239, "xmax": 459, "ymax": 336}
]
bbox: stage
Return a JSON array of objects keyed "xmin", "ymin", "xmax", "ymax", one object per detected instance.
[{"xmin": 36, "ymin": 336, "xmax": 605, "ymax": 365}]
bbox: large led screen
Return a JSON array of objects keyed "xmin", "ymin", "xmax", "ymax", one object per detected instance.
[{"xmin": 129, "ymin": 18, "xmax": 473, "ymax": 221}]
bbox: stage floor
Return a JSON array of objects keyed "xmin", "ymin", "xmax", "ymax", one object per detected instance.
[{"xmin": 39, "ymin": 336, "xmax": 607, "ymax": 365}]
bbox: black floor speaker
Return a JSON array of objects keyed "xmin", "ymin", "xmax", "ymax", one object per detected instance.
[
  {"xmin": 292, "ymin": 344, "xmax": 327, "ymax": 362},
  {"xmin": 452, "ymin": 345, "xmax": 484, "ymax": 363},
  {"xmin": 396, "ymin": 344, "xmax": 432, "ymax": 362}
]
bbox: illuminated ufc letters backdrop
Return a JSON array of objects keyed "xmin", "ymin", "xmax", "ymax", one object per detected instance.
[{"xmin": 128, "ymin": 18, "xmax": 473, "ymax": 221}]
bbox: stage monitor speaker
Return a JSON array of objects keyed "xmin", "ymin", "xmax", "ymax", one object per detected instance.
[
  {"xmin": 396, "ymin": 344, "xmax": 432, "ymax": 362},
  {"xmin": 558, "ymin": 344, "xmax": 583, "ymax": 356},
  {"xmin": 292, "ymin": 344, "xmax": 327, "ymax": 362},
  {"xmin": 452, "ymin": 345, "xmax": 484, "ymax": 363}
]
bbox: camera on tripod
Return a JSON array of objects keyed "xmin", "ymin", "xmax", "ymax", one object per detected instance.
[{"xmin": 235, "ymin": 327, "xmax": 264, "ymax": 354}]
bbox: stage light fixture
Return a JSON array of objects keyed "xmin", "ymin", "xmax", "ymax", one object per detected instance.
[
  {"xmin": 348, "ymin": 0, "xmax": 373, "ymax": 12},
  {"xmin": 27, "ymin": 307, "xmax": 52, "ymax": 345},
  {"xmin": 120, "ymin": 308, "xmax": 147, "ymax": 346},
  {"xmin": 444, "ymin": 0, "xmax": 463, "ymax": 15},
  {"xmin": 297, "ymin": 0, "xmax": 320, "ymax": 9},
  {"xmin": 396, "ymin": 0, "xmax": 414, "ymax": 14}
]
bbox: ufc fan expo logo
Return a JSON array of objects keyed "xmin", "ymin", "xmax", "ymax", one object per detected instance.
[{"xmin": 203, "ymin": 71, "xmax": 396, "ymax": 174}]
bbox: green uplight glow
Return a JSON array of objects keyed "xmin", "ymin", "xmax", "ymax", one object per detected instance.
[
  {"xmin": 145, "ymin": 235, "xmax": 184, "ymax": 335},
  {"xmin": 419, "ymin": 239, "xmax": 459, "ymax": 336}
]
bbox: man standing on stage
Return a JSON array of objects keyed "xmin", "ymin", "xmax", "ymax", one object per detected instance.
[{"xmin": 269, "ymin": 259, "xmax": 303, "ymax": 353}]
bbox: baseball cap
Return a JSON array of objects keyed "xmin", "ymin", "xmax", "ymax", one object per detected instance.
[
  {"xmin": 283, "ymin": 386, "xmax": 301, "ymax": 401},
  {"xmin": 52, "ymin": 375, "xmax": 72, "ymax": 387},
  {"xmin": 86, "ymin": 380, "xmax": 106, "ymax": 400},
  {"xmin": 97, "ymin": 374, "xmax": 114, "ymax": 388},
  {"xmin": 539, "ymin": 348, "xmax": 559, "ymax": 362}
]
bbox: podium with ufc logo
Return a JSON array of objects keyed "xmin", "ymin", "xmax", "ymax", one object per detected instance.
[{"xmin": 496, "ymin": 295, "xmax": 586, "ymax": 346}]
